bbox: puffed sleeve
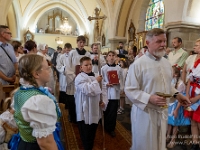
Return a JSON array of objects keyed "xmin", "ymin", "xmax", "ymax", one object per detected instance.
[{"xmin": 21, "ymin": 95, "xmax": 57, "ymax": 138}]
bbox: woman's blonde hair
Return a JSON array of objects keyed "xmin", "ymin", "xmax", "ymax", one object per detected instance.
[{"xmin": 18, "ymin": 54, "xmax": 44, "ymax": 87}]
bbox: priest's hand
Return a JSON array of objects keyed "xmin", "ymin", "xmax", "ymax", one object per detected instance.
[
  {"xmin": 149, "ymin": 95, "xmax": 167, "ymax": 106},
  {"xmin": 176, "ymin": 93, "xmax": 191, "ymax": 107}
]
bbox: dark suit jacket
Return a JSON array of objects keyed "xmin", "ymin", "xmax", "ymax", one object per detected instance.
[{"xmin": 118, "ymin": 49, "xmax": 128, "ymax": 55}]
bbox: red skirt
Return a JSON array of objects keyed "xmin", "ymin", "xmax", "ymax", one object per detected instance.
[{"xmin": 184, "ymin": 106, "xmax": 200, "ymax": 122}]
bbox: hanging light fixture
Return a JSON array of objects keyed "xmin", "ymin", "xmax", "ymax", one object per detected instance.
[
  {"xmin": 55, "ymin": 37, "xmax": 63, "ymax": 45},
  {"xmin": 57, "ymin": 17, "xmax": 72, "ymax": 35}
]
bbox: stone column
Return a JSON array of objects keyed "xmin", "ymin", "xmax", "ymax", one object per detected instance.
[
  {"xmin": 166, "ymin": 25, "xmax": 200, "ymax": 51},
  {"xmin": 164, "ymin": 0, "xmax": 200, "ymax": 51}
]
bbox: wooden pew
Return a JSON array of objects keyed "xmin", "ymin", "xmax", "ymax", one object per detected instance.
[
  {"xmin": 2, "ymin": 69, "xmax": 19, "ymax": 99},
  {"xmin": 0, "ymin": 69, "xmax": 20, "ymax": 113}
]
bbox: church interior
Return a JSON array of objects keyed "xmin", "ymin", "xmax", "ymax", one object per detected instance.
[
  {"xmin": 1, "ymin": 0, "xmax": 200, "ymax": 51},
  {"xmin": 1, "ymin": 0, "xmax": 200, "ymax": 150}
]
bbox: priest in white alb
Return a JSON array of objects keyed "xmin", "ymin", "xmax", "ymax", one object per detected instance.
[{"xmin": 125, "ymin": 28, "xmax": 190, "ymax": 150}]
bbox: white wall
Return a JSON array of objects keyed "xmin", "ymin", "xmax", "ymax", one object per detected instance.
[{"xmin": 34, "ymin": 34, "xmax": 91, "ymax": 51}]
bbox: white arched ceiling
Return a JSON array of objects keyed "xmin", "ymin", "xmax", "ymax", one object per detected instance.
[
  {"xmin": 11, "ymin": 0, "xmax": 104, "ymax": 40},
  {"xmin": 23, "ymin": 1, "xmax": 90, "ymax": 34},
  {"xmin": 32, "ymin": 5, "xmax": 86, "ymax": 35},
  {"xmin": 103, "ymin": 0, "xmax": 124, "ymax": 38},
  {"xmin": 132, "ymin": 0, "xmax": 149, "ymax": 33}
]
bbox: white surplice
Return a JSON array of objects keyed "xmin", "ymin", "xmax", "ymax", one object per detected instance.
[
  {"xmin": 101, "ymin": 64, "xmax": 123, "ymax": 100},
  {"xmin": 75, "ymin": 72, "xmax": 102, "ymax": 124},
  {"xmin": 125, "ymin": 51, "xmax": 177, "ymax": 150},
  {"xmin": 56, "ymin": 53, "xmax": 68, "ymax": 92},
  {"xmin": 90, "ymin": 53, "xmax": 106, "ymax": 75},
  {"xmin": 64, "ymin": 49, "xmax": 90, "ymax": 95}
]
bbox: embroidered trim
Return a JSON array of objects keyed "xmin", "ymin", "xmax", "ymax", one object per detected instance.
[{"xmin": 32, "ymin": 126, "xmax": 55, "ymax": 138}]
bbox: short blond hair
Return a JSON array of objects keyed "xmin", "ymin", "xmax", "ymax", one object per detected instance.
[{"xmin": 18, "ymin": 54, "xmax": 44, "ymax": 87}]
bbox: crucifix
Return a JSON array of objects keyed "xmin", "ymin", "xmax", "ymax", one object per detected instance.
[
  {"xmin": 88, "ymin": 7, "xmax": 107, "ymax": 42},
  {"xmin": 88, "ymin": 7, "xmax": 107, "ymax": 150}
]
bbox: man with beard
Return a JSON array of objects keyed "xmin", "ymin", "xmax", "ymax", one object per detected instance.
[
  {"xmin": 168, "ymin": 37, "xmax": 188, "ymax": 69},
  {"xmin": 125, "ymin": 28, "xmax": 190, "ymax": 150},
  {"xmin": 116, "ymin": 42, "xmax": 128, "ymax": 58},
  {"xmin": 90, "ymin": 43, "xmax": 106, "ymax": 75}
]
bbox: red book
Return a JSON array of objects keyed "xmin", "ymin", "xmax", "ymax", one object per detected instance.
[
  {"xmin": 107, "ymin": 70, "xmax": 119, "ymax": 84},
  {"xmin": 75, "ymin": 65, "xmax": 81, "ymax": 76}
]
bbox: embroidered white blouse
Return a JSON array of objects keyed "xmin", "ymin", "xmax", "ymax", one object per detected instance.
[
  {"xmin": 21, "ymin": 95, "xmax": 57, "ymax": 138},
  {"xmin": 14, "ymin": 79, "xmax": 57, "ymax": 138}
]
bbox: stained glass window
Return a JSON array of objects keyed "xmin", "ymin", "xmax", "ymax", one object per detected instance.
[{"xmin": 145, "ymin": 0, "xmax": 164, "ymax": 31}]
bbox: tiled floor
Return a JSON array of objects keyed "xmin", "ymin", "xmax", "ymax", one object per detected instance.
[
  {"xmin": 61, "ymin": 104, "xmax": 193, "ymax": 150},
  {"xmin": 117, "ymin": 104, "xmax": 131, "ymax": 132},
  {"xmin": 117, "ymin": 104, "xmax": 192, "ymax": 150}
]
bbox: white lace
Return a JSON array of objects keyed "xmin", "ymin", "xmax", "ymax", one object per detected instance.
[
  {"xmin": 32, "ymin": 126, "xmax": 55, "ymax": 138},
  {"xmin": 19, "ymin": 78, "xmax": 33, "ymax": 88}
]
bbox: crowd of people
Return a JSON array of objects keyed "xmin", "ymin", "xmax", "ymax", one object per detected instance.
[{"xmin": 0, "ymin": 24, "xmax": 199, "ymax": 150}]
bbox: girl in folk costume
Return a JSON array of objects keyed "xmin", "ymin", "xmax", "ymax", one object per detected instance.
[
  {"xmin": 117, "ymin": 58, "xmax": 129, "ymax": 115},
  {"xmin": 184, "ymin": 58, "xmax": 200, "ymax": 150},
  {"xmin": 166, "ymin": 67, "xmax": 190, "ymax": 148},
  {"xmin": 9, "ymin": 54, "xmax": 64, "ymax": 150},
  {"xmin": 0, "ymin": 89, "xmax": 18, "ymax": 150},
  {"xmin": 101, "ymin": 51, "xmax": 123, "ymax": 137}
]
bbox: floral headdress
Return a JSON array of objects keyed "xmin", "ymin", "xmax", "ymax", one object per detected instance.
[{"xmin": 121, "ymin": 58, "xmax": 126, "ymax": 62}]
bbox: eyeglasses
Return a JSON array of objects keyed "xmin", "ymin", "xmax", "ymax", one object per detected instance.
[{"xmin": 4, "ymin": 32, "xmax": 12, "ymax": 35}]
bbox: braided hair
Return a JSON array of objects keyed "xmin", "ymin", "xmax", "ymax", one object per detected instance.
[
  {"xmin": 18, "ymin": 54, "xmax": 44, "ymax": 87},
  {"xmin": 173, "ymin": 66, "xmax": 181, "ymax": 89}
]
